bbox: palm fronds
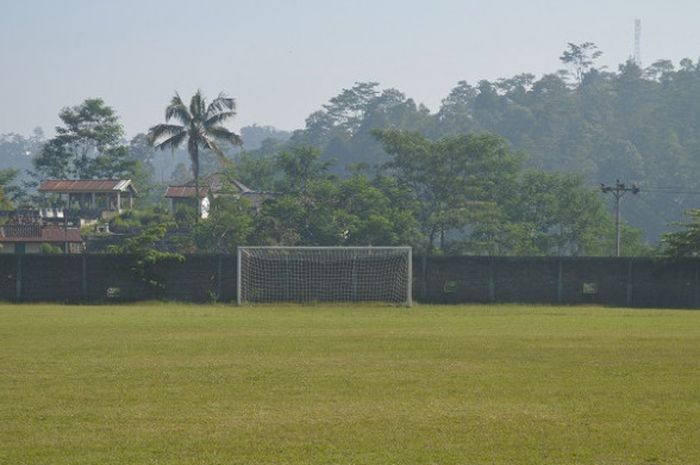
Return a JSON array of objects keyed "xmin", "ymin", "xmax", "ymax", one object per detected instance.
[
  {"xmin": 149, "ymin": 90, "xmax": 243, "ymax": 219},
  {"xmin": 165, "ymin": 93, "xmax": 192, "ymax": 125}
]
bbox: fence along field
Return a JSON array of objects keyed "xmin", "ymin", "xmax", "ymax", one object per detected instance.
[{"xmin": 0, "ymin": 253, "xmax": 699, "ymax": 307}]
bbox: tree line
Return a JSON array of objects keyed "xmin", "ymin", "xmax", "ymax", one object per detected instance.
[
  {"xmin": 264, "ymin": 45, "xmax": 700, "ymax": 243},
  {"xmin": 1, "ymin": 43, "xmax": 700, "ymax": 256}
]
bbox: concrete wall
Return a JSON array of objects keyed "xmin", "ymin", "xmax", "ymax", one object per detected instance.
[
  {"xmin": 0, "ymin": 243, "xmax": 49, "ymax": 254},
  {"xmin": 0, "ymin": 243, "xmax": 81, "ymax": 254},
  {"xmin": 0, "ymin": 244, "xmax": 17, "ymax": 253},
  {"xmin": 0, "ymin": 254, "xmax": 698, "ymax": 308}
]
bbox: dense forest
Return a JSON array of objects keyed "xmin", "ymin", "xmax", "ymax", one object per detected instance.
[
  {"xmin": 264, "ymin": 47, "xmax": 700, "ymax": 242},
  {"xmin": 2, "ymin": 44, "xmax": 700, "ymax": 254}
]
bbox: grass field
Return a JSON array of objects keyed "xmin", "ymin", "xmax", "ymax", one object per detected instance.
[{"xmin": 0, "ymin": 303, "xmax": 698, "ymax": 465}]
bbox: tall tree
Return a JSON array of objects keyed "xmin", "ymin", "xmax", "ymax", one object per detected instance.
[
  {"xmin": 661, "ymin": 209, "xmax": 700, "ymax": 257},
  {"xmin": 239, "ymin": 124, "xmax": 291, "ymax": 151},
  {"xmin": 289, "ymin": 82, "xmax": 433, "ymax": 172},
  {"xmin": 148, "ymin": 90, "xmax": 242, "ymax": 218},
  {"xmin": 33, "ymin": 99, "xmax": 134, "ymax": 180},
  {"xmin": 235, "ymin": 152, "xmax": 277, "ymax": 191},
  {"xmin": 506, "ymin": 171, "xmax": 621, "ymax": 256},
  {"xmin": 374, "ymin": 129, "xmax": 522, "ymax": 252},
  {"xmin": 0, "ymin": 169, "xmax": 18, "ymax": 210},
  {"xmin": 559, "ymin": 42, "xmax": 603, "ymax": 86},
  {"xmin": 250, "ymin": 146, "xmax": 417, "ymax": 247},
  {"xmin": 274, "ymin": 146, "xmax": 332, "ymax": 193}
]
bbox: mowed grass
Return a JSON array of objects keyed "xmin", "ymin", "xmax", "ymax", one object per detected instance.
[{"xmin": 0, "ymin": 304, "xmax": 699, "ymax": 465}]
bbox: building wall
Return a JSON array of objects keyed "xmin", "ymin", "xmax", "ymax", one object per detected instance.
[
  {"xmin": 0, "ymin": 242, "xmax": 81, "ymax": 254},
  {"xmin": 0, "ymin": 243, "xmax": 16, "ymax": 253},
  {"xmin": 26, "ymin": 243, "xmax": 42, "ymax": 254},
  {"xmin": 0, "ymin": 243, "xmax": 41, "ymax": 254}
]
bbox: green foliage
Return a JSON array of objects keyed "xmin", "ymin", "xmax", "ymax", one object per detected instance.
[
  {"xmin": 80, "ymin": 222, "xmax": 110, "ymax": 238},
  {"xmin": 433, "ymin": 55, "xmax": 700, "ymax": 242},
  {"xmin": 335, "ymin": 175, "xmax": 417, "ymax": 246},
  {"xmin": 251, "ymin": 147, "xmax": 418, "ymax": 247},
  {"xmin": 193, "ymin": 196, "xmax": 253, "ymax": 253},
  {"xmin": 254, "ymin": 180, "xmax": 343, "ymax": 246},
  {"xmin": 661, "ymin": 209, "xmax": 700, "ymax": 257},
  {"xmin": 107, "ymin": 218, "xmax": 184, "ymax": 292},
  {"xmin": 505, "ymin": 171, "xmax": 618, "ymax": 256},
  {"xmin": 14, "ymin": 49, "xmax": 700, "ymax": 251},
  {"xmin": 109, "ymin": 215, "xmax": 141, "ymax": 234},
  {"xmin": 174, "ymin": 204, "xmax": 198, "ymax": 230},
  {"xmin": 208, "ymin": 131, "xmax": 648, "ymax": 256},
  {"xmin": 447, "ymin": 204, "xmax": 542, "ymax": 256},
  {"xmin": 289, "ymin": 82, "xmax": 434, "ymax": 172},
  {"xmin": 374, "ymin": 130, "xmax": 522, "ymax": 252},
  {"xmin": 85, "ymin": 145, "xmax": 140, "ymax": 180},
  {"xmin": 109, "ymin": 207, "xmax": 173, "ymax": 234},
  {"xmin": 264, "ymin": 55, "xmax": 700, "ymax": 244},
  {"xmin": 105, "ymin": 207, "xmax": 189, "ymax": 265},
  {"xmin": 235, "ymin": 152, "xmax": 277, "ymax": 190},
  {"xmin": 169, "ymin": 164, "xmax": 255, "ymax": 253},
  {"xmin": 274, "ymin": 146, "xmax": 333, "ymax": 193},
  {"xmin": 169, "ymin": 162, "xmax": 192, "ymax": 184},
  {"xmin": 559, "ymin": 42, "xmax": 603, "ymax": 85},
  {"xmin": 149, "ymin": 91, "xmax": 242, "ymax": 219},
  {"xmin": 372, "ymin": 130, "xmax": 648, "ymax": 255},
  {"xmin": 39, "ymin": 243, "xmax": 63, "ymax": 254},
  {"xmin": 33, "ymin": 99, "xmax": 138, "ymax": 180},
  {"xmin": 239, "ymin": 124, "xmax": 291, "ymax": 151},
  {"xmin": 124, "ymin": 134, "xmax": 159, "ymax": 206},
  {"xmin": 0, "ymin": 169, "xmax": 18, "ymax": 210}
]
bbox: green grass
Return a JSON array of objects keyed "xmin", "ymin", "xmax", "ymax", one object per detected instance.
[{"xmin": 0, "ymin": 303, "xmax": 698, "ymax": 465}]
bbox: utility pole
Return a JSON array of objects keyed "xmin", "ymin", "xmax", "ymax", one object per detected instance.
[{"xmin": 601, "ymin": 180, "xmax": 640, "ymax": 257}]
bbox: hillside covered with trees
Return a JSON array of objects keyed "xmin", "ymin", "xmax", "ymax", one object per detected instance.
[
  {"xmin": 1, "ymin": 44, "xmax": 699, "ymax": 253},
  {"xmin": 255, "ymin": 45, "xmax": 700, "ymax": 242}
]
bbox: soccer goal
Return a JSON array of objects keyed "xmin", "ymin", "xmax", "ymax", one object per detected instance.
[{"xmin": 237, "ymin": 246, "xmax": 412, "ymax": 306}]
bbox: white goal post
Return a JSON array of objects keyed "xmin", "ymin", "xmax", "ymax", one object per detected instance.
[{"xmin": 237, "ymin": 246, "xmax": 412, "ymax": 306}]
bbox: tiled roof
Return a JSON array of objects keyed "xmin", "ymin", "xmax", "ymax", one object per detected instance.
[
  {"xmin": 183, "ymin": 173, "xmax": 240, "ymax": 191},
  {"xmin": 39, "ymin": 179, "xmax": 135, "ymax": 193},
  {"xmin": 166, "ymin": 173, "xmax": 256, "ymax": 198},
  {"xmin": 0, "ymin": 225, "xmax": 82, "ymax": 243},
  {"xmin": 229, "ymin": 179, "xmax": 252, "ymax": 194},
  {"xmin": 164, "ymin": 186, "xmax": 210, "ymax": 199}
]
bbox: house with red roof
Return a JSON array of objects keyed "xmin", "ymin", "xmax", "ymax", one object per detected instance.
[
  {"xmin": 0, "ymin": 224, "xmax": 84, "ymax": 254},
  {"xmin": 165, "ymin": 173, "xmax": 275, "ymax": 219},
  {"xmin": 38, "ymin": 179, "xmax": 137, "ymax": 223}
]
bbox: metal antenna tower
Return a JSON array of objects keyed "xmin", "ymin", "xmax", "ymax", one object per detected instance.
[
  {"xmin": 634, "ymin": 19, "xmax": 642, "ymax": 66},
  {"xmin": 601, "ymin": 180, "xmax": 640, "ymax": 257}
]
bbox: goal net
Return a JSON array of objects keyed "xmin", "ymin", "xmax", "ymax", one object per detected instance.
[{"xmin": 237, "ymin": 246, "xmax": 412, "ymax": 306}]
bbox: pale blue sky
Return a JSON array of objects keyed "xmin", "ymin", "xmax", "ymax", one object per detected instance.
[{"xmin": 1, "ymin": 0, "xmax": 699, "ymax": 137}]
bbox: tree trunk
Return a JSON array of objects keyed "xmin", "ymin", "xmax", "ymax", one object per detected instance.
[{"xmin": 193, "ymin": 144, "xmax": 200, "ymax": 223}]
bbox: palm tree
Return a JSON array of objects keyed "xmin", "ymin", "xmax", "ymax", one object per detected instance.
[{"xmin": 148, "ymin": 90, "xmax": 242, "ymax": 219}]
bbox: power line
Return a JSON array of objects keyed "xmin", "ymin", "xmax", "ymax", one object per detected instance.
[
  {"xmin": 588, "ymin": 185, "xmax": 700, "ymax": 195},
  {"xmin": 639, "ymin": 188, "xmax": 700, "ymax": 195}
]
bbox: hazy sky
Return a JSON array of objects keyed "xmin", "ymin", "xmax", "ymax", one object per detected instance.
[{"xmin": 1, "ymin": 0, "xmax": 699, "ymax": 138}]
